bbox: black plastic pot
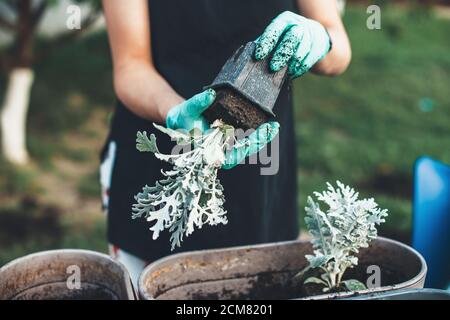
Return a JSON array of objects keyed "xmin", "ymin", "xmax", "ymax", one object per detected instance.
[
  {"xmin": 0, "ymin": 250, "xmax": 135, "ymax": 300},
  {"xmin": 204, "ymin": 42, "xmax": 288, "ymax": 130},
  {"xmin": 138, "ymin": 238, "xmax": 427, "ymax": 300}
]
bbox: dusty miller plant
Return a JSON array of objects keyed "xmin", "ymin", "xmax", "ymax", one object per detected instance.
[
  {"xmin": 297, "ymin": 181, "xmax": 388, "ymax": 292},
  {"xmin": 132, "ymin": 120, "xmax": 238, "ymax": 251}
]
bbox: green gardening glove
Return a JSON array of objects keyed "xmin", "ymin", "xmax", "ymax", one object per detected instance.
[
  {"xmin": 223, "ymin": 121, "xmax": 280, "ymax": 170},
  {"xmin": 165, "ymin": 89, "xmax": 280, "ymax": 170},
  {"xmin": 166, "ymin": 89, "xmax": 216, "ymax": 132},
  {"xmin": 255, "ymin": 11, "xmax": 332, "ymax": 79}
]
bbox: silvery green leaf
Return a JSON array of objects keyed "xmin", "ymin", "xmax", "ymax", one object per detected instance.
[
  {"xmin": 299, "ymin": 182, "xmax": 388, "ymax": 292},
  {"xmin": 133, "ymin": 122, "xmax": 229, "ymax": 251},
  {"xmin": 153, "ymin": 123, "xmax": 191, "ymax": 144},
  {"xmin": 304, "ymin": 277, "xmax": 328, "ymax": 287},
  {"xmin": 154, "ymin": 152, "xmax": 177, "ymax": 163},
  {"xmin": 342, "ymin": 279, "xmax": 367, "ymax": 291},
  {"xmin": 136, "ymin": 131, "xmax": 159, "ymax": 153},
  {"xmin": 203, "ymin": 142, "xmax": 225, "ymax": 167},
  {"xmin": 306, "ymin": 254, "xmax": 333, "ymax": 268},
  {"xmin": 294, "ymin": 265, "xmax": 311, "ymax": 280}
]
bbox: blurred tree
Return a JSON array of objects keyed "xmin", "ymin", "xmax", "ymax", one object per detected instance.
[
  {"xmin": 337, "ymin": 0, "xmax": 346, "ymax": 15},
  {"xmin": 0, "ymin": 0, "xmax": 101, "ymax": 165}
]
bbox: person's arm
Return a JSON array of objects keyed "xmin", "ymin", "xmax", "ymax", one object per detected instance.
[
  {"xmin": 297, "ymin": 0, "xmax": 351, "ymax": 76},
  {"xmin": 102, "ymin": 0, "xmax": 183, "ymax": 123},
  {"xmin": 102, "ymin": 0, "xmax": 279, "ymax": 169}
]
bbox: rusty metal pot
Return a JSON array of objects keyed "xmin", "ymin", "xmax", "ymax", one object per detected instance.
[
  {"xmin": 138, "ymin": 237, "xmax": 427, "ymax": 300},
  {"xmin": 0, "ymin": 249, "xmax": 135, "ymax": 300}
]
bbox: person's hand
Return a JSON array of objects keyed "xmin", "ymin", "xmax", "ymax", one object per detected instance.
[
  {"xmin": 166, "ymin": 89, "xmax": 216, "ymax": 132},
  {"xmin": 255, "ymin": 11, "xmax": 332, "ymax": 79},
  {"xmin": 223, "ymin": 121, "xmax": 279, "ymax": 170}
]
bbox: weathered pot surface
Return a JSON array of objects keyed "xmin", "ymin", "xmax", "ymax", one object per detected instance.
[
  {"xmin": 139, "ymin": 237, "xmax": 427, "ymax": 300},
  {"xmin": 0, "ymin": 249, "xmax": 135, "ymax": 300}
]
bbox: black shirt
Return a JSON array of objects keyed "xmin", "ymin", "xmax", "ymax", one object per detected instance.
[{"xmin": 104, "ymin": 0, "xmax": 299, "ymax": 261}]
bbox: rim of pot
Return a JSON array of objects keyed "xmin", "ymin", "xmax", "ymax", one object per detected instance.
[{"xmin": 138, "ymin": 237, "xmax": 427, "ymax": 300}]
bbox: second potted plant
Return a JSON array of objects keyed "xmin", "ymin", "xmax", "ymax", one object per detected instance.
[{"xmin": 138, "ymin": 182, "xmax": 427, "ymax": 300}]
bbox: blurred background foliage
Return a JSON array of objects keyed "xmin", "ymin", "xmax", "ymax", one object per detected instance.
[{"xmin": 1, "ymin": 2, "xmax": 450, "ymax": 265}]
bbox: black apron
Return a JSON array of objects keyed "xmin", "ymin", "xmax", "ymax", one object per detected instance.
[{"xmin": 103, "ymin": 0, "xmax": 299, "ymax": 261}]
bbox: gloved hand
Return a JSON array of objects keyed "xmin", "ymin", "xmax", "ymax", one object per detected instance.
[
  {"xmin": 166, "ymin": 89, "xmax": 216, "ymax": 132},
  {"xmin": 223, "ymin": 121, "xmax": 279, "ymax": 170},
  {"xmin": 165, "ymin": 89, "xmax": 280, "ymax": 170},
  {"xmin": 255, "ymin": 11, "xmax": 332, "ymax": 79}
]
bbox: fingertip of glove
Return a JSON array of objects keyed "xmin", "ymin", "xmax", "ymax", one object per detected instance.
[
  {"xmin": 257, "ymin": 121, "xmax": 280, "ymax": 141},
  {"xmin": 221, "ymin": 162, "xmax": 235, "ymax": 170},
  {"xmin": 205, "ymin": 88, "xmax": 216, "ymax": 97},
  {"xmin": 254, "ymin": 44, "xmax": 267, "ymax": 61},
  {"xmin": 270, "ymin": 121, "xmax": 280, "ymax": 130},
  {"xmin": 269, "ymin": 121, "xmax": 280, "ymax": 137},
  {"xmin": 288, "ymin": 63, "xmax": 308, "ymax": 79},
  {"xmin": 199, "ymin": 88, "xmax": 216, "ymax": 106},
  {"xmin": 270, "ymin": 60, "xmax": 284, "ymax": 72},
  {"xmin": 254, "ymin": 51, "xmax": 263, "ymax": 61}
]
